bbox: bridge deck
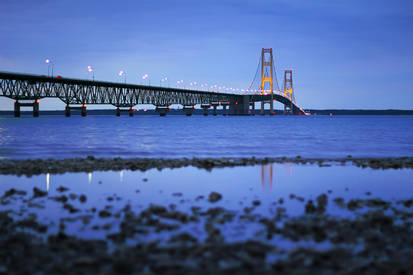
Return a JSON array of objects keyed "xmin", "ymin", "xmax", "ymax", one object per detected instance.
[{"xmin": 0, "ymin": 71, "xmax": 304, "ymax": 115}]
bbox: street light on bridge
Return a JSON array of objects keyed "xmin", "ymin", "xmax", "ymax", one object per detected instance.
[
  {"xmin": 142, "ymin": 74, "xmax": 149, "ymax": 85},
  {"xmin": 119, "ymin": 70, "xmax": 126, "ymax": 83},
  {"xmin": 45, "ymin": 59, "xmax": 54, "ymax": 77},
  {"xmin": 87, "ymin": 65, "xmax": 94, "ymax": 81},
  {"xmin": 160, "ymin": 77, "xmax": 168, "ymax": 87}
]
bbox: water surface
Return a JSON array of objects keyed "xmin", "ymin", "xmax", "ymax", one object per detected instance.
[{"xmin": 0, "ymin": 115, "xmax": 412, "ymax": 159}]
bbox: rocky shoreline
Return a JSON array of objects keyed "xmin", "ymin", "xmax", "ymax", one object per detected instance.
[
  {"xmin": 0, "ymin": 156, "xmax": 412, "ymax": 176},
  {"xmin": 1, "ymin": 187, "xmax": 413, "ymax": 274}
]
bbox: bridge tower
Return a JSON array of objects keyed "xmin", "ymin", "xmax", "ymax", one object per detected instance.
[
  {"xmin": 283, "ymin": 69, "xmax": 295, "ymax": 115},
  {"xmin": 260, "ymin": 48, "xmax": 274, "ymax": 115}
]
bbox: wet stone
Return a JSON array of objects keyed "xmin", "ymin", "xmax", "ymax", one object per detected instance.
[
  {"xmin": 305, "ymin": 200, "xmax": 317, "ymax": 214},
  {"xmin": 79, "ymin": 194, "xmax": 87, "ymax": 203},
  {"xmin": 56, "ymin": 186, "xmax": 69, "ymax": 192},
  {"xmin": 99, "ymin": 210, "xmax": 111, "ymax": 218},
  {"xmin": 208, "ymin": 192, "xmax": 222, "ymax": 203},
  {"xmin": 33, "ymin": 187, "xmax": 47, "ymax": 198}
]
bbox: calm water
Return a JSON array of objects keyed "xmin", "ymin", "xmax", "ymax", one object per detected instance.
[
  {"xmin": 1, "ymin": 163, "xmax": 413, "ymax": 241},
  {"xmin": 0, "ymin": 115, "xmax": 412, "ymax": 159}
]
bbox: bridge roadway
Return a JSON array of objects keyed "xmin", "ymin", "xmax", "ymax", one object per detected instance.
[{"xmin": 0, "ymin": 72, "xmax": 304, "ymax": 117}]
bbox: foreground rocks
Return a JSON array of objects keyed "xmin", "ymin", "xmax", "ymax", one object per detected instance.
[
  {"xmin": 0, "ymin": 156, "xmax": 412, "ymax": 176},
  {"xmin": 2, "ymin": 189, "xmax": 413, "ymax": 274}
]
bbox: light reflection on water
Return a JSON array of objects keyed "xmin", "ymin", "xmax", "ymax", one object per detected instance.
[{"xmin": 0, "ymin": 163, "xmax": 412, "ymax": 240}]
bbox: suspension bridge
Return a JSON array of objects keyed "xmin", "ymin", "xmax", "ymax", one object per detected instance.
[{"xmin": 0, "ymin": 48, "xmax": 307, "ymax": 117}]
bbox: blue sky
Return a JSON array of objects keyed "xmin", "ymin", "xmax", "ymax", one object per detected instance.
[{"xmin": 0, "ymin": 0, "xmax": 412, "ymax": 110}]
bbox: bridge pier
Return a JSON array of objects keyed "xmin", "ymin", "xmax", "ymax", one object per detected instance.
[
  {"xmin": 250, "ymin": 102, "xmax": 255, "ymax": 115},
  {"xmin": 115, "ymin": 107, "xmax": 134, "ymax": 116},
  {"xmin": 260, "ymin": 102, "xmax": 265, "ymax": 115},
  {"xmin": 33, "ymin": 100, "xmax": 39, "ymax": 117},
  {"xmin": 65, "ymin": 105, "xmax": 70, "ymax": 117},
  {"xmin": 183, "ymin": 106, "xmax": 194, "ymax": 116},
  {"xmin": 81, "ymin": 104, "xmax": 87, "ymax": 117},
  {"xmin": 211, "ymin": 103, "xmax": 219, "ymax": 116},
  {"xmin": 201, "ymin": 104, "xmax": 210, "ymax": 116},
  {"xmin": 14, "ymin": 101, "xmax": 20, "ymax": 117},
  {"xmin": 270, "ymin": 99, "xmax": 274, "ymax": 116},
  {"xmin": 155, "ymin": 106, "xmax": 169, "ymax": 116},
  {"xmin": 14, "ymin": 100, "xmax": 40, "ymax": 117},
  {"xmin": 222, "ymin": 104, "xmax": 227, "ymax": 116},
  {"xmin": 227, "ymin": 96, "xmax": 249, "ymax": 115},
  {"xmin": 65, "ymin": 104, "xmax": 87, "ymax": 117}
]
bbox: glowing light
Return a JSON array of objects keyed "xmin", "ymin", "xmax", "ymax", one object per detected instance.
[
  {"xmin": 83, "ymin": 104, "xmax": 87, "ymax": 108},
  {"xmin": 88, "ymin": 172, "xmax": 92, "ymax": 184},
  {"xmin": 46, "ymin": 173, "xmax": 50, "ymax": 191},
  {"xmin": 119, "ymin": 70, "xmax": 124, "ymax": 76},
  {"xmin": 45, "ymin": 59, "xmax": 51, "ymax": 64}
]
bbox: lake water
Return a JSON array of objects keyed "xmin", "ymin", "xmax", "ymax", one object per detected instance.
[
  {"xmin": 0, "ymin": 115, "xmax": 412, "ymax": 159},
  {"xmin": 1, "ymin": 163, "xmax": 413, "ymax": 243}
]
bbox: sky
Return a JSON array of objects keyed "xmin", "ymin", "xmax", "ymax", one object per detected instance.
[{"xmin": 0, "ymin": 0, "xmax": 412, "ymax": 110}]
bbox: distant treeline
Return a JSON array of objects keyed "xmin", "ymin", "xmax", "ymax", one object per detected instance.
[{"xmin": 0, "ymin": 109, "xmax": 413, "ymax": 116}]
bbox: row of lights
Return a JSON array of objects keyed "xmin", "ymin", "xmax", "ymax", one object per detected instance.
[{"xmin": 44, "ymin": 59, "xmax": 291, "ymax": 96}]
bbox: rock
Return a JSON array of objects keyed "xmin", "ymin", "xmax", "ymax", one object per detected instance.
[
  {"xmin": 33, "ymin": 187, "xmax": 47, "ymax": 198},
  {"xmin": 316, "ymin": 194, "xmax": 328, "ymax": 213},
  {"xmin": 63, "ymin": 203, "xmax": 79, "ymax": 213},
  {"xmin": 79, "ymin": 194, "xmax": 87, "ymax": 203},
  {"xmin": 50, "ymin": 195, "xmax": 68, "ymax": 203},
  {"xmin": 56, "ymin": 186, "xmax": 69, "ymax": 192},
  {"xmin": 208, "ymin": 192, "xmax": 222, "ymax": 203},
  {"xmin": 3, "ymin": 188, "xmax": 26, "ymax": 198},
  {"xmin": 305, "ymin": 200, "xmax": 317, "ymax": 214},
  {"xmin": 99, "ymin": 210, "xmax": 111, "ymax": 218}
]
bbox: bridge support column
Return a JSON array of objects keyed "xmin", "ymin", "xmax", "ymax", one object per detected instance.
[
  {"xmin": 129, "ymin": 107, "xmax": 134, "ymax": 117},
  {"xmin": 213, "ymin": 105, "xmax": 217, "ymax": 116},
  {"xmin": 222, "ymin": 105, "xmax": 227, "ymax": 116},
  {"xmin": 183, "ymin": 106, "xmax": 194, "ymax": 116},
  {"xmin": 156, "ymin": 106, "xmax": 169, "ymax": 117},
  {"xmin": 65, "ymin": 105, "xmax": 71, "ymax": 117},
  {"xmin": 116, "ymin": 107, "xmax": 120, "ymax": 116},
  {"xmin": 33, "ymin": 100, "xmax": 39, "ymax": 117},
  {"xmin": 14, "ymin": 101, "xmax": 20, "ymax": 117},
  {"xmin": 201, "ymin": 104, "xmax": 210, "ymax": 116},
  {"xmin": 251, "ymin": 102, "xmax": 255, "ymax": 115},
  {"xmin": 270, "ymin": 99, "xmax": 274, "ymax": 116},
  {"xmin": 260, "ymin": 102, "xmax": 265, "ymax": 115},
  {"xmin": 81, "ymin": 104, "xmax": 87, "ymax": 117}
]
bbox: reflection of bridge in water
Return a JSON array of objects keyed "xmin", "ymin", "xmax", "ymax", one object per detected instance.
[
  {"xmin": 260, "ymin": 163, "xmax": 293, "ymax": 191},
  {"xmin": 0, "ymin": 48, "xmax": 307, "ymax": 117}
]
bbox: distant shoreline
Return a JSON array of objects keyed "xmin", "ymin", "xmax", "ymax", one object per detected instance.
[{"xmin": 1, "ymin": 109, "xmax": 413, "ymax": 116}]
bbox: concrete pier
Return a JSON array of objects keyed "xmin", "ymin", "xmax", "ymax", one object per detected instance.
[
  {"xmin": 65, "ymin": 104, "xmax": 87, "ymax": 117},
  {"xmin": 211, "ymin": 103, "xmax": 219, "ymax": 116},
  {"xmin": 14, "ymin": 101, "xmax": 20, "ymax": 117},
  {"xmin": 183, "ymin": 106, "xmax": 194, "ymax": 116},
  {"xmin": 155, "ymin": 106, "xmax": 169, "ymax": 116},
  {"xmin": 115, "ymin": 107, "xmax": 134, "ymax": 117},
  {"xmin": 250, "ymin": 102, "xmax": 255, "ymax": 115},
  {"xmin": 14, "ymin": 100, "xmax": 40, "ymax": 117},
  {"xmin": 201, "ymin": 104, "xmax": 210, "ymax": 116},
  {"xmin": 222, "ymin": 104, "xmax": 227, "ymax": 116},
  {"xmin": 81, "ymin": 104, "xmax": 87, "ymax": 117}
]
